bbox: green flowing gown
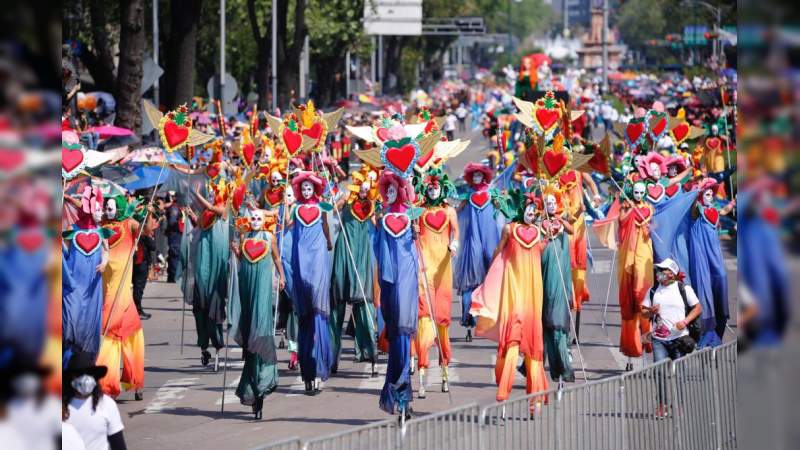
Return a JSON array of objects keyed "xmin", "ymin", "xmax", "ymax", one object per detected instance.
[
  {"xmin": 232, "ymin": 232, "xmax": 279, "ymax": 405},
  {"xmin": 192, "ymin": 211, "xmax": 230, "ymax": 350},
  {"xmin": 330, "ymin": 202, "xmax": 377, "ymax": 364},
  {"xmin": 541, "ymin": 227, "xmax": 575, "ymax": 381}
]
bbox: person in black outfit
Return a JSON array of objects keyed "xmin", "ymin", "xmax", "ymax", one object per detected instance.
[
  {"xmin": 133, "ymin": 230, "xmax": 155, "ymax": 320},
  {"xmin": 165, "ymin": 194, "xmax": 183, "ymax": 283}
]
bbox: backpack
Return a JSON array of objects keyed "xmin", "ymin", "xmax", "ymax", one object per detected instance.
[{"xmin": 649, "ymin": 281, "xmax": 701, "ymax": 343}]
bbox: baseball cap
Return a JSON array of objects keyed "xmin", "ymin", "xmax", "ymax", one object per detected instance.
[{"xmin": 654, "ymin": 258, "xmax": 680, "ymax": 275}]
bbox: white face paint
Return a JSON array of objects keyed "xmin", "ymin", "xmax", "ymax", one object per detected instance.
[
  {"xmin": 634, "ymin": 155, "xmax": 643, "ymax": 168},
  {"xmin": 300, "ymin": 180, "xmax": 315, "ymax": 200},
  {"xmin": 649, "ymin": 162, "xmax": 662, "ymax": 179},
  {"xmin": 472, "ymin": 172, "xmax": 484, "ymax": 185},
  {"xmin": 545, "ymin": 194, "xmax": 558, "ymax": 215},
  {"xmin": 271, "ymin": 172, "xmax": 283, "ymax": 186},
  {"xmin": 667, "ymin": 165, "xmax": 678, "ymax": 177},
  {"xmin": 632, "ymin": 183, "xmax": 646, "ymax": 202},
  {"xmin": 284, "ymin": 187, "xmax": 295, "ymax": 204},
  {"xmin": 427, "ymin": 183, "xmax": 441, "ymax": 200},
  {"xmin": 359, "ymin": 181, "xmax": 370, "ymax": 198},
  {"xmin": 248, "ymin": 210, "xmax": 264, "ymax": 230},
  {"xmin": 523, "ymin": 203, "xmax": 537, "ymax": 225},
  {"xmin": 702, "ymin": 189, "xmax": 714, "ymax": 206},
  {"xmin": 386, "ymin": 184, "xmax": 398, "ymax": 204},
  {"xmin": 105, "ymin": 199, "xmax": 118, "ymax": 221}
]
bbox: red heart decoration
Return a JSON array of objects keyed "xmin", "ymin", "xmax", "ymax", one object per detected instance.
[
  {"xmin": 106, "ymin": 224, "xmax": 123, "ymax": 248},
  {"xmin": 163, "ymin": 121, "xmax": 190, "ymax": 148},
  {"xmin": 423, "ymin": 209, "xmax": 447, "ymax": 232},
  {"xmin": 706, "ymin": 137, "xmax": 721, "ymax": 151},
  {"xmin": 0, "ymin": 149, "xmax": 24, "ymax": 172},
  {"xmin": 242, "ymin": 238, "xmax": 268, "ymax": 262},
  {"xmin": 376, "ymin": 128, "xmax": 390, "ymax": 142},
  {"xmin": 647, "ymin": 184, "xmax": 665, "ymax": 202},
  {"xmin": 232, "ymin": 183, "xmax": 246, "ymax": 212},
  {"xmin": 62, "ymin": 147, "xmax": 84, "ymax": 173},
  {"xmin": 206, "ymin": 163, "xmax": 221, "ymax": 179},
  {"xmin": 626, "ymin": 122, "xmax": 645, "ymax": 144},
  {"xmin": 385, "ymin": 144, "xmax": 416, "ymax": 174},
  {"xmin": 296, "ymin": 204, "xmax": 320, "ymax": 226},
  {"xmin": 351, "ymin": 200, "xmax": 373, "ymax": 221},
  {"xmin": 241, "ymin": 143, "xmax": 256, "ymax": 166},
  {"xmin": 301, "ymin": 123, "xmax": 323, "ymax": 146},
  {"xmin": 200, "ymin": 210, "xmax": 217, "ymax": 229},
  {"xmin": 559, "ymin": 170, "xmax": 578, "ymax": 187},
  {"xmin": 634, "ymin": 206, "xmax": 652, "ymax": 223},
  {"xmin": 264, "ymin": 188, "xmax": 283, "ymax": 207},
  {"xmin": 523, "ymin": 178, "xmax": 535, "ymax": 190},
  {"xmin": 470, "ymin": 191, "xmax": 489, "ymax": 208},
  {"xmin": 665, "ymin": 184, "xmax": 680, "ymax": 197},
  {"xmin": 671, "ymin": 123, "xmax": 690, "ymax": 143},
  {"xmin": 384, "ymin": 213, "xmax": 409, "ymax": 236},
  {"xmin": 650, "ymin": 118, "xmax": 667, "ymax": 137},
  {"xmin": 283, "ymin": 129, "xmax": 303, "ymax": 155},
  {"xmin": 416, "ymin": 148, "xmax": 434, "ymax": 168},
  {"xmin": 424, "ymin": 121, "xmax": 435, "ymax": 134},
  {"xmin": 542, "ymin": 151, "xmax": 568, "ymax": 177},
  {"xmin": 513, "ymin": 224, "xmax": 540, "ymax": 247},
  {"xmin": 703, "ymin": 207, "xmax": 719, "ymax": 226},
  {"xmin": 16, "ymin": 230, "xmax": 43, "ymax": 252},
  {"xmin": 535, "ymin": 109, "xmax": 560, "ymax": 131},
  {"xmin": 75, "ymin": 231, "xmax": 100, "ymax": 253}
]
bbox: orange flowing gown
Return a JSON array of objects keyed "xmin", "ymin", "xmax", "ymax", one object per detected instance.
[
  {"xmin": 561, "ymin": 170, "xmax": 590, "ymax": 309},
  {"xmin": 413, "ymin": 206, "xmax": 456, "ymax": 369},
  {"xmin": 96, "ymin": 217, "xmax": 145, "ymax": 396},
  {"xmin": 471, "ymin": 223, "xmax": 548, "ymax": 402},
  {"xmin": 617, "ymin": 202, "xmax": 654, "ymax": 357}
]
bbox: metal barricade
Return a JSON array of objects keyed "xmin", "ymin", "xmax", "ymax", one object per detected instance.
[
  {"xmin": 301, "ymin": 417, "xmax": 399, "ymax": 450},
  {"xmin": 479, "ymin": 386, "xmax": 560, "ymax": 449},
  {"xmin": 400, "ymin": 403, "xmax": 480, "ymax": 450},
  {"xmin": 252, "ymin": 437, "xmax": 303, "ymax": 450},
  {"xmin": 712, "ymin": 340, "xmax": 737, "ymax": 449},
  {"xmin": 557, "ymin": 376, "xmax": 625, "ymax": 450},
  {"xmin": 620, "ymin": 358, "xmax": 676, "ymax": 450},
  {"xmin": 672, "ymin": 348, "xmax": 717, "ymax": 450}
]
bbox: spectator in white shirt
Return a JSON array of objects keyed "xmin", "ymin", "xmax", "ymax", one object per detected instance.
[{"xmin": 443, "ymin": 110, "xmax": 457, "ymax": 141}]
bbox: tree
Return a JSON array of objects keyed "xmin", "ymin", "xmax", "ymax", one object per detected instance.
[
  {"xmin": 81, "ymin": 0, "xmax": 118, "ymax": 93},
  {"xmin": 162, "ymin": 0, "xmax": 203, "ymax": 109},
  {"xmin": 275, "ymin": 0, "xmax": 308, "ymax": 107},
  {"xmin": 616, "ymin": 0, "xmax": 666, "ymax": 50},
  {"xmin": 115, "ymin": 0, "xmax": 146, "ymax": 130},
  {"xmin": 246, "ymin": 0, "xmax": 272, "ymax": 110}
]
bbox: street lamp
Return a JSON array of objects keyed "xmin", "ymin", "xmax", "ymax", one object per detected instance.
[{"xmin": 681, "ymin": 0, "xmax": 723, "ymax": 64}]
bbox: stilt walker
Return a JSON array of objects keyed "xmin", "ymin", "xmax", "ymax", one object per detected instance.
[
  {"xmin": 454, "ymin": 163, "xmax": 500, "ymax": 342},
  {"xmin": 330, "ymin": 165, "xmax": 380, "ymax": 376},
  {"xmin": 412, "ymin": 166, "xmax": 458, "ymax": 397},
  {"xmin": 97, "ymin": 195, "xmax": 145, "ymax": 399}
]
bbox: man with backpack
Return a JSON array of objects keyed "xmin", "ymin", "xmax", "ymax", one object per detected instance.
[{"xmin": 642, "ymin": 258, "xmax": 703, "ymax": 362}]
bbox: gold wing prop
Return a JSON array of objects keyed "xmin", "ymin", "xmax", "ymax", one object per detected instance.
[
  {"xmin": 323, "ymin": 108, "xmax": 345, "ymax": 131},
  {"xmin": 345, "ymin": 125, "xmax": 377, "ymax": 144},
  {"xmin": 265, "ymin": 114, "xmax": 284, "ymax": 135},
  {"xmin": 142, "ymin": 100, "xmax": 163, "ymax": 130},
  {"xmin": 186, "ymin": 129, "xmax": 216, "ymax": 147},
  {"xmin": 416, "ymin": 132, "xmax": 441, "ymax": 156},
  {"xmin": 353, "ymin": 147, "xmax": 383, "ymax": 168},
  {"xmin": 512, "ymin": 96, "xmax": 535, "ymax": 129}
]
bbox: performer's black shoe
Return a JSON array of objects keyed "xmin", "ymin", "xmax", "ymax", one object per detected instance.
[
  {"xmin": 625, "ymin": 363, "xmax": 633, "ymax": 372},
  {"xmin": 138, "ymin": 310, "xmax": 152, "ymax": 320},
  {"xmin": 253, "ymin": 396, "xmax": 264, "ymax": 420},
  {"xmin": 563, "ymin": 373, "xmax": 576, "ymax": 383},
  {"xmin": 201, "ymin": 350, "xmax": 211, "ymax": 366},
  {"xmin": 134, "ymin": 390, "xmax": 144, "ymax": 401},
  {"xmin": 304, "ymin": 381, "xmax": 314, "ymax": 394},
  {"xmin": 517, "ymin": 363, "xmax": 527, "ymax": 377},
  {"xmin": 465, "ymin": 329, "xmax": 473, "ymax": 342},
  {"xmin": 331, "ymin": 365, "xmax": 338, "ymax": 375},
  {"xmin": 371, "ymin": 362, "xmax": 379, "ymax": 377}
]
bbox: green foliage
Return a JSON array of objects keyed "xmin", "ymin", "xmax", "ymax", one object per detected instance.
[{"xmin": 616, "ymin": 0, "xmax": 667, "ymax": 49}]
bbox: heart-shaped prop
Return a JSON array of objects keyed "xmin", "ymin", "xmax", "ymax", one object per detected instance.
[
  {"xmin": 703, "ymin": 207, "xmax": 719, "ymax": 226},
  {"xmin": 264, "ymin": 188, "xmax": 283, "ymax": 207},
  {"xmin": 529, "ymin": 92, "xmax": 562, "ymax": 139},
  {"xmin": 647, "ymin": 184, "xmax": 665, "ymax": 202},
  {"xmin": 382, "ymin": 140, "xmax": 419, "ymax": 177},
  {"xmin": 670, "ymin": 122, "xmax": 690, "ymax": 144},
  {"xmin": 302, "ymin": 122, "xmax": 324, "ymax": 150},
  {"xmin": 242, "ymin": 238, "xmax": 268, "ymax": 263},
  {"xmin": 231, "ymin": 183, "xmax": 246, "ymax": 213},
  {"xmin": 200, "ymin": 210, "xmax": 217, "ymax": 229},
  {"xmin": 383, "ymin": 213, "xmax": 410, "ymax": 237},
  {"xmin": 513, "ymin": 224, "xmax": 540, "ymax": 248},
  {"xmin": 558, "ymin": 170, "xmax": 578, "ymax": 188},
  {"xmin": 296, "ymin": 204, "xmax": 321, "ymax": 227},
  {"xmin": 542, "ymin": 150, "xmax": 569, "ymax": 178},
  {"xmin": 375, "ymin": 128, "xmax": 390, "ymax": 142},
  {"xmin": 241, "ymin": 142, "xmax": 256, "ymax": 166},
  {"xmin": 106, "ymin": 224, "xmax": 123, "ymax": 248},
  {"xmin": 470, "ymin": 191, "xmax": 489, "ymax": 209},
  {"xmin": 625, "ymin": 120, "xmax": 646, "ymax": 147},
  {"xmin": 351, "ymin": 200, "xmax": 373, "ymax": 221},
  {"xmin": 665, "ymin": 184, "xmax": 680, "ymax": 198},
  {"xmin": 283, "ymin": 129, "xmax": 303, "ymax": 155},
  {"xmin": 159, "ymin": 106, "xmax": 193, "ymax": 152},
  {"xmin": 416, "ymin": 148, "xmax": 435, "ymax": 169},
  {"xmin": 633, "ymin": 206, "xmax": 652, "ymax": 224},
  {"xmin": 74, "ymin": 231, "xmax": 101, "ymax": 254},
  {"xmin": 0, "ymin": 149, "xmax": 25, "ymax": 173},
  {"xmin": 705, "ymin": 137, "xmax": 721, "ymax": 151},
  {"xmin": 163, "ymin": 121, "xmax": 190, "ymax": 148},
  {"xmin": 647, "ymin": 111, "xmax": 668, "ymax": 141},
  {"xmin": 62, "ymin": 143, "xmax": 86, "ymax": 180},
  {"xmin": 535, "ymin": 109, "xmax": 560, "ymax": 132},
  {"xmin": 423, "ymin": 209, "xmax": 448, "ymax": 232},
  {"xmin": 16, "ymin": 230, "xmax": 43, "ymax": 252}
]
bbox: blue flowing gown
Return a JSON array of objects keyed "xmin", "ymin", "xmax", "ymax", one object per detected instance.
[
  {"xmin": 373, "ymin": 213, "xmax": 419, "ymax": 414},
  {"xmin": 688, "ymin": 204, "xmax": 729, "ymax": 347},
  {"xmin": 290, "ymin": 204, "xmax": 333, "ymax": 382},
  {"xmin": 62, "ymin": 227, "xmax": 105, "ymax": 363},
  {"xmin": 650, "ymin": 189, "xmax": 697, "ymax": 274},
  {"xmin": 455, "ymin": 191, "xmax": 500, "ymax": 327}
]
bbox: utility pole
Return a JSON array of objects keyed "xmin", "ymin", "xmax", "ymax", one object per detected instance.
[
  {"xmin": 220, "ymin": 0, "xmax": 226, "ymax": 105},
  {"xmin": 563, "ymin": 0, "xmax": 569, "ymax": 36},
  {"xmin": 507, "ymin": 0, "xmax": 512, "ymax": 59},
  {"xmin": 152, "ymin": 0, "xmax": 159, "ymax": 106},
  {"xmin": 271, "ymin": 0, "xmax": 277, "ymax": 111},
  {"xmin": 601, "ymin": 0, "xmax": 608, "ymax": 94},
  {"xmin": 345, "ymin": 50, "xmax": 351, "ymax": 99}
]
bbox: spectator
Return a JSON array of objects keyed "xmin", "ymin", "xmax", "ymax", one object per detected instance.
[
  {"xmin": 455, "ymin": 103, "xmax": 468, "ymax": 132},
  {"xmin": 443, "ymin": 109, "xmax": 457, "ymax": 141},
  {"xmin": 132, "ymin": 214, "xmax": 157, "ymax": 320},
  {"xmin": 63, "ymin": 353, "xmax": 127, "ymax": 450},
  {"xmin": 164, "ymin": 193, "xmax": 183, "ymax": 283}
]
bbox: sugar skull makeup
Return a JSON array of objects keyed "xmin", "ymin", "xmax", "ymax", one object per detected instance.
[
  {"xmin": 426, "ymin": 183, "xmax": 441, "ymax": 200},
  {"xmin": 300, "ymin": 180, "xmax": 315, "ymax": 200},
  {"xmin": 545, "ymin": 194, "xmax": 558, "ymax": 215},
  {"xmin": 385, "ymin": 184, "xmax": 398, "ymax": 205},
  {"xmin": 632, "ymin": 182, "xmax": 646, "ymax": 202},
  {"xmin": 248, "ymin": 209, "xmax": 264, "ymax": 231},
  {"xmin": 523, "ymin": 203, "xmax": 537, "ymax": 225},
  {"xmin": 702, "ymin": 189, "xmax": 714, "ymax": 206},
  {"xmin": 105, "ymin": 198, "xmax": 118, "ymax": 221},
  {"xmin": 649, "ymin": 162, "xmax": 662, "ymax": 179},
  {"xmin": 359, "ymin": 181, "xmax": 370, "ymax": 198},
  {"xmin": 270, "ymin": 171, "xmax": 283, "ymax": 186},
  {"xmin": 472, "ymin": 172, "xmax": 484, "ymax": 185}
]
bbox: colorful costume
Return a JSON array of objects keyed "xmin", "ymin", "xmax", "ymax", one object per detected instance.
[
  {"xmin": 560, "ymin": 170, "xmax": 591, "ymax": 311},
  {"xmin": 97, "ymin": 196, "xmax": 145, "ymax": 397}
]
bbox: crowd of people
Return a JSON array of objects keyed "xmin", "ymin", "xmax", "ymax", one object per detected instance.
[{"xmin": 53, "ymin": 61, "xmax": 748, "ymax": 450}]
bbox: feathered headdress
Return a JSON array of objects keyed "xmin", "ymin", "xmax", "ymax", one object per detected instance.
[
  {"xmin": 498, "ymin": 187, "xmax": 541, "ymax": 223},
  {"xmin": 346, "ymin": 165, "xmax": 380, "ymax": 204},
  {"xmin": 415, "ymin": 166, "xmax": 455, "ymax": 207}
]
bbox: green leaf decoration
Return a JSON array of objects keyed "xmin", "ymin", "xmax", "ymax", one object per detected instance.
[
  {"xmin": 174, "ymin": 111, "xmax": 186, "ymax": 126},
  {"xmin": 319, "ymin": 202, "xmax": 333, "ymax": 212},
  {"xmin": 407, "ymin": 206, "xmax": 423, "ymax": 220}
]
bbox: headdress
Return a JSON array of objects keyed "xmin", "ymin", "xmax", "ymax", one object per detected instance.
[
  {"xmin": 498, "ymin": 187, "xmax": 541, "ymax": 223},
  {"xmin": 291, "ymin": 171, "xmax": 325, "ymax": 201},
  {"xmin": 346, "ymin": 165, "xmax": 380, "ymax": 204},
  {"xmin": 637, "ymin": 152, "xmax": 667, "ymax": 180},
  {"xmin": 415, "ymin": 166, "xmax": 455, "ymax": 207},
  {"xmin": 378, "ymin": 170, "xmax": 411, "ymax": 206},
  {"xmin": 463, "ymin": 162, "xmax": 493, "ymax": 187}
]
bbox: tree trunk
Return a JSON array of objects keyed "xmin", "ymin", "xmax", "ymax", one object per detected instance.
[
  {"xmin": 162, "ymin": 0, "xmax": 203, "ymax": 109},
  {"xmin": 246, "ymin": 0, "xmax": 271, "ymax": 110},
  {"xmin": 276, "ymin": 0, "xmax": 307, "ymax": 108},
  {"xmin": 115, "ymin": 0, "xmax": 146, "ymax": 131},
  {"xmin": 82, "ymin": 0, "xmax": 117, "ymax": 92}
]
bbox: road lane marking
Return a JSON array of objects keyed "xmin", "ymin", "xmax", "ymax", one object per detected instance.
[{"xmin": 144, "ymin": 377, "xmax": 199, "ymax": 414}]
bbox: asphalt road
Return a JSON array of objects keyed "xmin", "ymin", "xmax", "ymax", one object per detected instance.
[{"xmin": 117, "ymin": 128, "xmax": 739, "ymax": 450}]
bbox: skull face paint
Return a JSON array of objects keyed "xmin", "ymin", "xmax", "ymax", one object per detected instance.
[
  {"xmin": 702, "ymin": 189, "xmax": 714, "ymax": 206},
  {"xmin": 284, "ymin": 187, "xmax": 295, "ymax": 205},
  {"xmin": 300, "ymin": 180, "xmax": 315, "ymax": 200},
  {"xmin": 667, "ymin": 164, "xmax": 678, "ymax": 178},
  {"xmin": 523, "ymin": 203, "xmax": 537, "ymax": 225},
  {"xmin": 632, "ymin": 182, "xmax": 646, "ymax": 202},
  {"xmin": 472, "ymin": 172, "xmax": 484, "ymax": 185},
  {"xmin": 105, "ymin": 198, "xmax": 118, "ymax": 221},
  {"xmin": 270, "ymin": 171, "xmax": 283, "ymax": 186},
  {"xmin": 248, "ymin": 210, "xmax": 265, "ymax": 231},
  {"xmin": 649, "ymin": 162, "xmax": 662, "ymax": 180},
  {"xmin": 359, "ymin": 181, "xmax": 370, "ymax": 198},
  {"xmin": 545, "ymin": 194, "xmax": 558, "ymax": 216},
  {"xmin": 385, "ymin": 184, "xmax": 398, "ymax": 205},
  {"xmin": 426, "ymin": 183, "xmax": 441, "ymax": 200}
]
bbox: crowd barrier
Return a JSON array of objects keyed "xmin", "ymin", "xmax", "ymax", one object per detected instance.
[{"xmin": 254, "ymin": 340, "xmax": 737, "ymax": 450}]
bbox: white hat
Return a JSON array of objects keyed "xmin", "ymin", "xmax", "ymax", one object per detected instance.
[{"xmin": 654, "ymin": 258, "xmax": 680, "ymax": 275}]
